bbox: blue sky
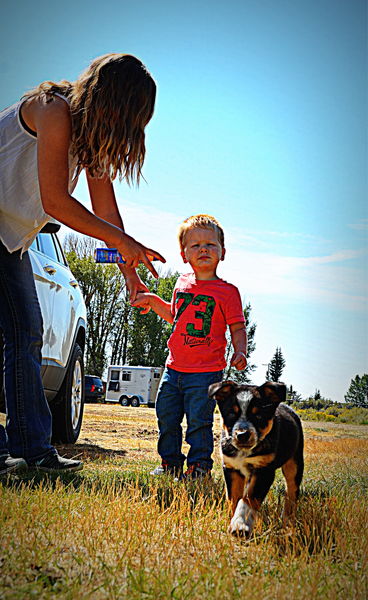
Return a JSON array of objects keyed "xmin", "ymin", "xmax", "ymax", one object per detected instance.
[{"xmin": 1, "ymin": 0, "xmax": 367, "ymax": 401}]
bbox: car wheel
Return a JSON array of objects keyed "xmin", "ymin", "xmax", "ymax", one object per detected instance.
[
  {"xmin": 120, "ymin": 395, "xmax": 129, "ymax": 406},
  {"xmin": 131, "ymin": 396, "xmax": 140, "ymax": 408},
  {"xmin": 51, "ymin": 343, "xmax": 84, "ymax": 443}
]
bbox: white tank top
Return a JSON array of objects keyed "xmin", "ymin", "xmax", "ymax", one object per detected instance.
[{"xmin": 0, "ymin": 94, "xmax": 79, "ymax": 254}]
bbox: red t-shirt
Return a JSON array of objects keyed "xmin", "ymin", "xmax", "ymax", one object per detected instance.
[{"xmin": 166, "ymin": 273, "xmax": 245, "ymax": 373}]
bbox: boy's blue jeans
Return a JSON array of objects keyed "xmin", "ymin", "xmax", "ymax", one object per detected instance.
[
  {"xmin": 155, "ymin": 367, "xmax": 223, "ymax": 471},
  {"xmin": 0, "ymin": 241, "xmax": 55, "ymax": 461}
]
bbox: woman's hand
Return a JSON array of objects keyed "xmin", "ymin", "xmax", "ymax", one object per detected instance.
[
  {"xmin": 86, "ymin": 169, "xmax": 166, "ymax": 281},
  {"xmin": 120, "ymin": 266, "xmax": 148, "ymax": 302},
  {"xmin": 106, "ymin": 231, "xmax": 165, "ymax": 279}
]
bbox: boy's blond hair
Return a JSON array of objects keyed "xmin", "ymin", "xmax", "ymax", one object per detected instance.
[{"xmin": 178, "ymin": 214, "xmax": 225, "ymax": 252}]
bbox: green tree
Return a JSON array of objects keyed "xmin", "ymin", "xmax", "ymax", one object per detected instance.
[
  {"xmin": 344, "ymin": 374, "xmax": 368, "ymax": 408},
  {"xmin": 266, "ymin": 347, "xmax": 286, "ymax": 382},
  {"xmin": 127, "ymin": 265, "xmax": 179, "ymax": 367},
  {"xmin": 223, "ymin": 303, "xmax": 257, "ymax": 383},
  {"xmin": 64, "ymin": 234, "xmax": 127, "ymax": 376},
  {"xmin": 65, "ymin": 236, "xmax": 180, "ymax": 373},
  {"xmin": 286, "ymin": 385, "xmax": 302, "ymax": 403}
]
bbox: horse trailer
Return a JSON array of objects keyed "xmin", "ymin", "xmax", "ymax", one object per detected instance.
[{"xmin": 105, "ymin": 365, "xmax": 163, "ymax": 407}]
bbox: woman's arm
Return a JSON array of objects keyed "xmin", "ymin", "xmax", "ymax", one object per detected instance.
[
  {"xmin": 86, "ymin": 172, "xmax": 152, "ymax": 300},
  {"xmin": 29, "ymin": 96, "xmax": 165, "ymax": 280}
]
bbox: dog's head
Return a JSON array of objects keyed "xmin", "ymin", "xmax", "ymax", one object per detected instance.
[{"xmin": 208, "ymin": 380, "xmax": 286, "ymax": 457}]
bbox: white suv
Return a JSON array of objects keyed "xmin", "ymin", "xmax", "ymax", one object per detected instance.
[{"xmin": 0, "ymin": 224, "xmax": 87, "ymax": 443}]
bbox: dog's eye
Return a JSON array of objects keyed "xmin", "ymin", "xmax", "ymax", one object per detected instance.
[{"xmin": 226, "ymin": 410, "xmax": 238, "ymax": 423}]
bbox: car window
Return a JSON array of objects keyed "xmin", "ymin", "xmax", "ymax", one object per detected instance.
[
  {"xmin": 86, "ymin": 376, "xmax": 102, "ymax": 385},
  {"xmin": 37, "ymin": 232, "xmax": 69, "ymax": 266},
  {"xmin": 37, "ymin": 233, "xmax": 59, "ymax": 262},
  {"xmin": 29, "ymin": 238, "xmax": 39, "ymax": 251},
  {"xmin": 53, "ymin": 234, "xmax": 68, "ymax": 266}
]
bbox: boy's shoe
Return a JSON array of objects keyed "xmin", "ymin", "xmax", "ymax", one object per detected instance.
[
  {"xmin": 181, "ymin": 464, "xmax": 211, "ymax": 481},
  {"xmin": 28, "ymin": 453, "xmax": 83, "ymax": 473},
  {"xmin": 150, "ymin": 461, "xmax": 183, "ymax": 478},
  {"xmin": 0, "ymin": 455, "xmax": 28, "ymax": 476}
]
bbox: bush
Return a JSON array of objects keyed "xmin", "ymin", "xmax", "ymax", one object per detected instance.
[{"xmin": 294, "ymin": 405, "xmax": 368, "ymax": 425}]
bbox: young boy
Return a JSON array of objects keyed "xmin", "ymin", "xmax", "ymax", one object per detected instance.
[{"xmin": 131, "ymin": 214, "xmax": 247, "ymax": 479}]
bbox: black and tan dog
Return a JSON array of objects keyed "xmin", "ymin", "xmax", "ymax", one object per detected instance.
[{"xmin": 209, "ymin": 380, "xmax": 304, "ymax": 537}]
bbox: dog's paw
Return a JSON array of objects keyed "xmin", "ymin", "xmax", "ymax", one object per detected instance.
[
  {"xmin": 229, "ymin": 499, "xmax": 256, "ymax": 538},
  {"xmin": 229, "ymin": 516, "xmax": 253, "ymax": 538}
]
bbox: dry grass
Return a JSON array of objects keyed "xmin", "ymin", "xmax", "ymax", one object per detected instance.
[{"xmin": 0, "ymin": 405, "xmax": 367, "ymax": 599}]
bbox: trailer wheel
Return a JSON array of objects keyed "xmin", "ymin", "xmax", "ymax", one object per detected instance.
[
  {"xmin": 131, "ymin": 396, "xmax": 140, "ymax": 407},
  {"xmin": 120, "ymin": 395, "xmax": 129, "ymax": 407}
]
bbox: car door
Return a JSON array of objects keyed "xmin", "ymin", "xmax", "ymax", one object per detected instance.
[
  {"xmin": 36, "ymin": 232, "xmax": 81, "ymax": 373},
  {"xmin": 28, "ymin": 236, "xmax": 55, "ymax": 374}
]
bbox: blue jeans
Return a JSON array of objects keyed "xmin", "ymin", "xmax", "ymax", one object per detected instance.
[
  {"xmin": 155, "ymin": 367, "xmax": 223, "ymax": 470},
  {"xmin": 0, "ymin": 241, "xmax": 55, "ymax": 460}
]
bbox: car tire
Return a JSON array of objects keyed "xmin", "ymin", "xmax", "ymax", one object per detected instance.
[
  {"xmin": 51, "ymin": 343, "xmax": 84, "ymax": 444},
  {"xmin": 120, "ymin": 395, "xmax": 129, "ymax": 407},
  {"xmin": 131, "ymin": 396, "xmax": 140, "ymax": 408}
]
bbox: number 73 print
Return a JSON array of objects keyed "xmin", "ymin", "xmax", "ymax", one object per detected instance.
[{"xmin": 173, "ymin": 292, "xmax": 216, "ymax": 338}]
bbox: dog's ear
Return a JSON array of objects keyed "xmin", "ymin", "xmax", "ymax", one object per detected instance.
[
  {"xmin": 259, "ymin": 381, "xmax": 286, "ymax": 405},
  {"xmin": 208, "ymin": 380, "xmax": 237, "ymax": 401},
  {"xmin": 209, "ymin": 380, "xmax": 239, "ymax": 420}
]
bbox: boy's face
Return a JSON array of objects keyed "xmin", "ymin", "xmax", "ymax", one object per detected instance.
[{"xmin": 181, "ymin": 227, "xmax": 225, "ymax": 276}]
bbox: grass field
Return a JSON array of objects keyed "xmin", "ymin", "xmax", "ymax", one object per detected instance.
[{"xmin": 1, "ymin": 405, "xmax": 367, "ymax": 599}]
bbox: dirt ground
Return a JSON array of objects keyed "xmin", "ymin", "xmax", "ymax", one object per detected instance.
[
  {"xmin": 58, "ymin": 402, "xmax": 368, "ymax": 466},
  {"xmin": 67, "ymin": 403, "xmax": 222, "ymax": 465},
  {"xmin": 1, "ymin": 402, "xmax": 366, "ymax": 466}
]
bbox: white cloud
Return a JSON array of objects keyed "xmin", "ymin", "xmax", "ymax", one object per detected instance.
[
  {"xmin": 118, "ymin": 201, "xmax": 368, "ymax": 313},
  {"xmin": 224, "ymin": 247, "xmax": 367, "ymax": 312},
  {"xmin": 349, "ymin": 219, "xmax": 368, "ymax": 231},
  {"xmin": 60, "ymin": 198, "xmax": 368, "ymax": 313},
  {"xmin": 58, "ymin": 198, "xmax": 367, "ymax": 402}
]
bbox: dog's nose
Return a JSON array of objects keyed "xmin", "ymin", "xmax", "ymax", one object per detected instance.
[{"xmin": 235, "ymin": 430, "xmax": 250, "ymax": 444}]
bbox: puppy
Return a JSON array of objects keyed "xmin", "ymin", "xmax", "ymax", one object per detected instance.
[{"xmin": 209, "ymin": 380, "xmax": 304, "ymax": 537}]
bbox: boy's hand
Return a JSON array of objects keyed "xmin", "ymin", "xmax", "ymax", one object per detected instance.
[
  {"xmin": 230, "ymin": 351, "xmax": 247, "ymax": 371},
  {"xmin": 130, "ymin": 292, "xmax": 153, "ymax": 314},
  {"xmin": 119, "ymin": 266, "xmax": 149, "ymax": 302},
  {"xmin": 130, "ymin": 292, "xmax": 173, "ymax": 323}
]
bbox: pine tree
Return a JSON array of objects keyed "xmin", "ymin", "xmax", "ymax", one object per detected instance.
[
  {"xmin": 223, "ymin": 303, "xmax": 257, "ymax": 383},
  {"xmin": 344, "ymin": 374, "xmax": 368, "ymax": 407},
  {"xmin": 286, "ymin": 385, "xmax": 302, "ymax": 403},
  {"xmin": 265, "ymin": 347, "xmax": 286, "ymax": 382}
]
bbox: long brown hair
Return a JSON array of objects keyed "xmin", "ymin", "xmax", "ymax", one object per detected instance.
[{"xmin": 23, "ymin": 53, "xmax": 156, "ymax": 184}]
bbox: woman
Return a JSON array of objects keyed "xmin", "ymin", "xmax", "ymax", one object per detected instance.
[{"xmin": 0, "ymin": 53, "xmax": 165, "ymax": 473}]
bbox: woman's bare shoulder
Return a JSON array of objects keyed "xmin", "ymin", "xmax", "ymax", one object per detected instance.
[{"xmin": 22, "ymin": 94, "xmax": 71, "ymax": 132}]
